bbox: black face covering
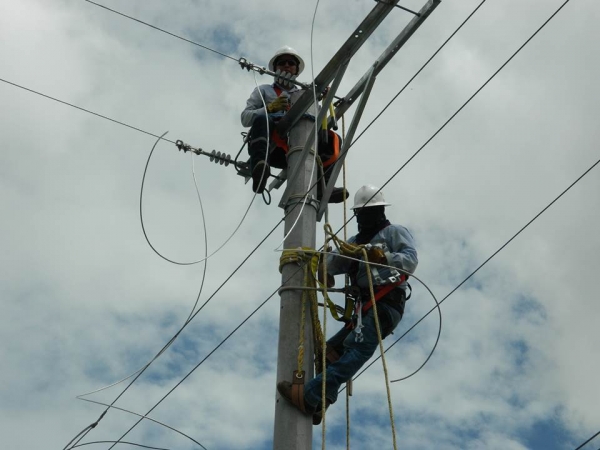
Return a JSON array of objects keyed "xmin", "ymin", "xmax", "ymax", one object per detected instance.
[{"xmin": 355, "ymin": 206, "xmax": 388, "ymax": 243}]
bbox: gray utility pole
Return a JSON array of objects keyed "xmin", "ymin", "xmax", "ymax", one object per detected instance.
[
  {"xmin": 273, "ymin": 1, "xmax": 440, "ymax": 449},
  {"xmin": 273, "ymin": 92, "xmax": 317, "ymax": 450}
]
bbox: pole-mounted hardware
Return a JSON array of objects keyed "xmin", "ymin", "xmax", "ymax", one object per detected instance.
[{"xmin": 373, "ymin": 0, "xmax": 422, "ymax": 16}]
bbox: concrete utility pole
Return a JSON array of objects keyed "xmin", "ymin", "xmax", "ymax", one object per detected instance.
[
  {"xmin": 273, "ymin": 91, "xmax": 317, "ymax": 450},
  {"xmin": 271, "ymin": 2, "xmax": 440, "ymax": 449}
]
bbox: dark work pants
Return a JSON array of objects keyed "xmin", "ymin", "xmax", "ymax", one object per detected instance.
[{"xmin": 248, "ymin": 115, "xmax": 286, "ymax": 172}]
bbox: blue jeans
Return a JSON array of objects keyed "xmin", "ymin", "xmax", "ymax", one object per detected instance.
[{"xmin": 304, "ymin": 301, "xmax": 402, "ymax": 409}]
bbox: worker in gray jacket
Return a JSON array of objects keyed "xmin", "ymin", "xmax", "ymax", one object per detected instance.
[
  {"xmin": 277, "ymin": 184, "xmax": 418, "ymax": 424},
  {"xmin": 241, "ymin": 46, "xmax": 347, "ymax": 202}
]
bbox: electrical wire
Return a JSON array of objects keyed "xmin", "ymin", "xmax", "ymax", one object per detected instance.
[
  {"xmin": 72, "ymin": 442, "xmax": 171, "ymax": 450},
  {"xmin": 78, "ymin": 398, "xmax": 208, "ymax": 450},
  {"xmin": 82, "ymin": 0, "xmax": 238, "ymax": 62},
  {"xmin": 78, "ymin": 150, "xmax": 211, "ymax": 399},
  {"xmin": 0, "ymin": 77, "xmax": 173, "ymax": 143},
  {"xmin": 350, "ymin": 0, "xmax": 488, "ymax": 148},
  {"xmin": 104, "ymin": 283, "xmax": 281, "ymax": 449},
  {"xmin": 574, "ymin": 429, "xmax": 600, "ymax": 450},
  {"xmin": 139, "ymin": 131, "xmax": 259, "ymax": 266}
]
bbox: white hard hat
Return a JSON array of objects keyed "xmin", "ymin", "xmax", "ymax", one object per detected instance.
[
  {"xmin": 351, "ymin": 184, "xmax": 391, "ymax": 210},
  {"xmin": 269, "ymin": 46, "xmax": 305, "ymax": 75}
]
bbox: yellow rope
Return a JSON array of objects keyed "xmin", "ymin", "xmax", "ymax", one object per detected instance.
[
  {"xmin": 362, "ymin": 248, "xmax": 398, "ymax": 450},
  {"xmin": 279, "ymin": 248, "xmax": 325, "ymax": 383}
]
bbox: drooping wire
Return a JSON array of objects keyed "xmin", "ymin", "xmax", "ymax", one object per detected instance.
[
  {"xmin": 78, "ymin": 150, "xmax": 212, "ymax": 399},
  {"xmin": 71, "ymin": 442, "xmax": 171, "ymax": 450},
  {"xmin": 82, "ymin": 0, "xmax": 238, "ymax": 62},
  {"xmin": 349, "ymin": 156, "xmax": 600, "ymax": 385},
  {"xmin": 78, "ymin": 397, "xmax": 208, "ymax": 450},
  {"xmin": 139, "ymin": 130, "xmax": 261, "ymax": 266},
  {"xmin": 104, "ymin": 284, "xmax": 282, "ymax": 450}
]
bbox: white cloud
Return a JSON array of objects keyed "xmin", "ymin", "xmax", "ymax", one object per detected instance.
[{"xmin": 1, "ymin": 0, "xmax": 599, "ymax": 449}]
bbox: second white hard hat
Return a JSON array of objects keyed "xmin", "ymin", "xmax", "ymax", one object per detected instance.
[
  {"xmin": 269, "ymin": 46, "xmax": 305, "ymax": 75},
  {"xmin": 351, "ymin": 184, "xmax": 391, "ymax": 210}
]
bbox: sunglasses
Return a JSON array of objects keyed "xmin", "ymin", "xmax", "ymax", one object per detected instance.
[{"xmin": 275, "ymin": 59, "xmax": 298, "ymax": 67}]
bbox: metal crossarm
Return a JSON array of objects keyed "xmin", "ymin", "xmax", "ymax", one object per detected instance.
[
  {"xmin": 332, "ymin": 0, "xmax": 441, "ymax": 122},
  {"xmin": 275, "ymin": 0, "xmax": 402, "ymax": 137}
]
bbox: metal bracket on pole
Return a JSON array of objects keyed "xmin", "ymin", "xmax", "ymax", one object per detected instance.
[
  {"xmin": 276, "ymin": 63, "xmax": 349, "ymax": 208},
  {"xmin": 331, "ymin": 0, "xmax": 440, "ymax": 123},
  {"xmin": 317, "ymin": 66, "xmax": 377, "ymax": 221},
  {"xmin": 275, "ymin": 0, "xmax": 401, "ymax": 138}
]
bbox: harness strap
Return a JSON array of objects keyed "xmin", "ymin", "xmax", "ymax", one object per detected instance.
[
  {"xmin": 361, "ymin": 275, "xmax": 406, "ymax": 313},
  {"xmin": 270, "ymin": 84, "xmax": 289, "ymax": 152}
]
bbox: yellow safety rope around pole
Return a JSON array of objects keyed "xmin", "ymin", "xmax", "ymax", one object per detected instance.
[{"xmin": 362, "ymin": 248, "xmax": 398, "ymax": 450}]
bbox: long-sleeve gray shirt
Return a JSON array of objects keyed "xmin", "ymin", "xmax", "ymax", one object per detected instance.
[
  {"xmin": 240, "ymin": 83, "xmax": 300, "ymax": 127},
  {"xmin": 326, "ymin": 224, "xmax": 418, "ymax": 292}
]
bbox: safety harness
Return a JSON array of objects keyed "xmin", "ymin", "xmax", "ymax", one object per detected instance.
[{"xmin": 270, "ymin": 84, "xmax": 340, "ymax": 167}]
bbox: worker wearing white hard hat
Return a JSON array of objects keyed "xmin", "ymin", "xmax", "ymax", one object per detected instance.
[
  {"xmin": 241, "ymin": 46, "xmax": 303, "ymax": 195},
  {"xmin": 240, "ymin": 46, "xmax": 347, "ymax": 203},
  {"xmin": 278, "ymin": 184, "xmax": 418, "ymax": 424}
]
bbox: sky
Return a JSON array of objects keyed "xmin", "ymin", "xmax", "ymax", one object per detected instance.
[{"xmin": 1, "ymin": 0, "xmax": 599, "ymax": 449}]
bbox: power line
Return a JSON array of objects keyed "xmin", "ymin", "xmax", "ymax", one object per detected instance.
[
  {"xmin": 574, "ymin": 429, "xmax": 600, "ymax": 450},
  {"xmin": 82, "ymin": 0, "xmax": 238, "ymax": 62},
  {"xmin": 0, "ymin": 77, "xmax": 174, "ymax": 143},
  {"xmin": 350, "ymin": 0, "xmax": 488, "ymax": 147},
  {"xmin": 78, "ymin": 398, "xmax": 208, "ymax": 450},
  {"xmin": 72, "ymin": 442, "xmax": 171, "ymax": 450}
]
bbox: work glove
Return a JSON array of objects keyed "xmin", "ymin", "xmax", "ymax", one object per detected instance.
[
  {"xmin": 267, "ymin": 95, "xmax": 289, "ymax": 113},
  {"xmin": 366, "ymin": 245, "xmax": 388, "ymax": 265}
]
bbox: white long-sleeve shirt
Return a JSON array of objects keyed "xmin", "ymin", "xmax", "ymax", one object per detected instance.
[{"xmin": 240, "ymin": 83, "xmax": 300, "ymax": 127}]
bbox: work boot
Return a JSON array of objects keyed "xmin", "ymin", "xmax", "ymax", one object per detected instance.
[
  {"xmin": 252, "ymin": 161, "xmax": 270, "ymax": 194},
  {"xmin": 312, "ymin": 399, "xmax": 332, "ymax": 425},
  {"xmin": 317, "ymin": 183, "xmax": 349, "ymax": 204},
  {"xmin": 277, "ymin": 380, "xmax": 313, "ymax": 415},
  {"xmin": 329, "ymin": 187, "xmax": 349, "ymax": 204}
]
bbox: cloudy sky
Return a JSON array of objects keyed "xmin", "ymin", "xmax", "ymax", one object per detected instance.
[{"xmin": 1, "ymin": 0, "xmax": 599, "ymax": 449}]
